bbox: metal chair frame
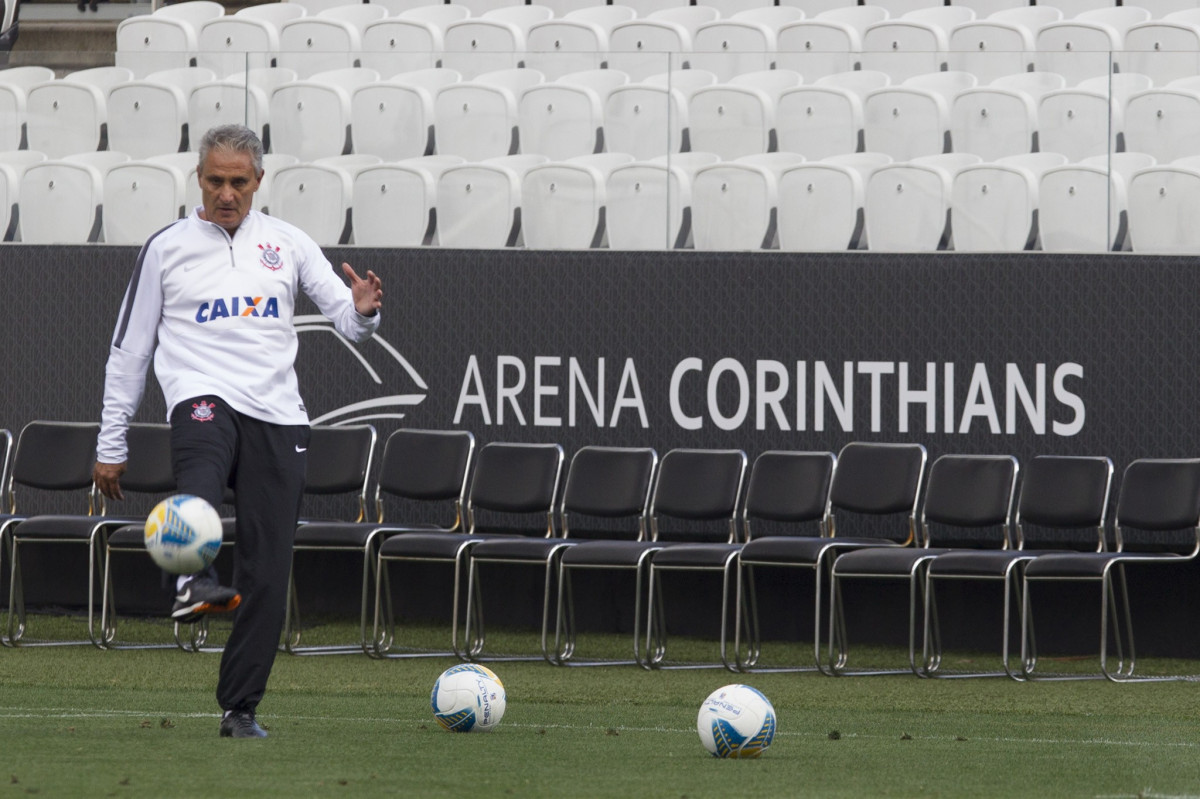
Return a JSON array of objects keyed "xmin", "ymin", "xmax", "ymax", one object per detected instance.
[
  {"xmin": 550, "ymin": 446, "xmax": 659, "ymax": 667},
  {"xmin": 923, "ymin": 454, "xmax": 1112, "ymax": 680},
  {"xmin": 829, "ymin": 453, "xmax": 1016, "ymax": 678},
  {"xmin": 1022, "ymin": 458, "xmax": 1200, "ymax": 682}
]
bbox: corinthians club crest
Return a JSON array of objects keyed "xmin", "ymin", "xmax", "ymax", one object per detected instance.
[
  {"xmin": 191, "ymin": 400, "xmax": 217, "ymax": 422},
  {"xmin": 258, "ymin": 242, "xmax": 283, "ymax": 271}
]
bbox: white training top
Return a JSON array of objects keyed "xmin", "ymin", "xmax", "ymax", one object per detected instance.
[{"xmin": 96, "ymin": 207, "xmax": 380, "ymax": 464}]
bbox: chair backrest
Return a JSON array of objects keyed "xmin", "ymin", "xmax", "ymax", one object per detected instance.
[
  {"xmin": 920, "ymin": 454, "xmax": 1018, "ymax": 548},
  {"xmin": 376, "ymin": 428, "xmax": 475, "ymax": 530},
  {"xmin": 742, "ymin": 450, "xmax": 836, "ymax": 542},
  {"xmin": 1015, "ymin": 455, "xmax": 1113, "ymax": 551},
  {"xmin": 649, "ymin": 448, "xmax": 748, "ymax": 544},
  {"xmin": 559, "ymin": 445, "xmax": 658, "ymax": 541},
  {"xmin": 827, "ymin": 441, "xmax": 927, "ymax": 544},
  {"xmin": 1113, "ymin": 458, "xmax": 1200, "ymax": 556},
  {"xmin": 120, "ymin": 423, "xmax": 175, "ymax": 496},
  {"xmin": 466, "ymin": 441, "xmax": 564, "ymax": 537},
  {"xmin": 5, "ymin": 420, "xmax": 100, "ymax": 514},
  {"xmin": 302, "ymin": 424, "xmax": 377, "ymax": 522}
]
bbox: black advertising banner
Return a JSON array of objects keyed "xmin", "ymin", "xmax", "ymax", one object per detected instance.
[
  {"xmin": 3, "ymin": 246, "xmax": 1198, "ymax": 487},
  {"xmin": 4, "ymin": 246, "xmax": 1199, "ymax": 650}
]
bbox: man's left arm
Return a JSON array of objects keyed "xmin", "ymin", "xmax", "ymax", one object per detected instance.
[{"xmin": 298, "ymin": 242, "xmax": 382, "ymax": 343}]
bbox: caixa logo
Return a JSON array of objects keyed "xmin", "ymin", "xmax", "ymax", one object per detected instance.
[
  {"xmin": 195, "ymin": 296, "xmax": 280, "ymax": 323},
  {"xmin": 294, "ymin": 314, "xmax": 427, "ymax": 425}
]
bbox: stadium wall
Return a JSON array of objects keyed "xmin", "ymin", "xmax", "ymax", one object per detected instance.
[{"xmin": 4, "ymin": 246, "xmax": 1200, "ymax": 654}]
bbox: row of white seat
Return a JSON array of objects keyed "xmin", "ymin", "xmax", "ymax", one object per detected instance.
[
  {"xmin": 109, "ymin": 2, "xmax": 1200, "ymax": 85},
  {"xmin": 7, "ymin": 62, "xmax": 1200, "ymax": 170},
  {"xmin": 4, "ymin": 148, "xmax": 1198, "ymax": 254}
]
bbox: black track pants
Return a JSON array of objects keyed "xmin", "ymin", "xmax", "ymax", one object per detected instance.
[{"xmin": 169, "ymin": 395, "xmax": 309, "ymax": 713}]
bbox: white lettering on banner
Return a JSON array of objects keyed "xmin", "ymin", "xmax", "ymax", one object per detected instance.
[
  {"xmin": 454, "ymin": 356, "xmax": 1086, "ymax": 437},
  {"xmin": 456, "ymin": 355, "xmax": 649, "ymax": 429}
]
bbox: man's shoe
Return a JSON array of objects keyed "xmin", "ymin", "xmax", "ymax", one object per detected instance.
[
  {"xmin": 219, "ymin": 711, "xmax": 268, "ymax": 739},
  {"xmin": 172, "ymin": 576, "xmax": 240, "ymax": 623}
]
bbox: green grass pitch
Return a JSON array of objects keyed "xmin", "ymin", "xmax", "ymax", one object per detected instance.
[{"xmin": 2, "ymin": 615, "xmax": 1200, "ymax": 798}]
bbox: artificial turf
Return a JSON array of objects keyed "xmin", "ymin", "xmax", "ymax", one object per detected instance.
[{"xmin": 2, "ymin": 615, "xmax": 1199, "ymax": 798}]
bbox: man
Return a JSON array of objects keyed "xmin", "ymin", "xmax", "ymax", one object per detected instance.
[{"xmin": 93, "ymin": 124, "xmax": 382, "ymax": 739}]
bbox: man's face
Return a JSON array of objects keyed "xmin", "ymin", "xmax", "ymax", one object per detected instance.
[{"xmin": 198, "ymin": 148, "xmax": 261, "ymax": 234}]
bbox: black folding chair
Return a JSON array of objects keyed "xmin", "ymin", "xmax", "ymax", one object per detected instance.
[
  {"xmin": 924, "ymin": 454, "xmax": 1112, "ymax": 679},
  {"xmin": 829, "ymin": 453, "xmax": 1017, "ymax": 677},
  {"xmin": 372, "ymin": 439, "xmax": 561, "ymax": 661},
  {"xmin": 283, "ymin": 424, "xmax": 378, "ymax": 655},
  {"xmin": 1022, "ymin": 458, "xmax": 1200, "ymax": 682},
  {"xmin": 732, "ymin": 450, "xmax": 836, "ymax": 673},
  {"xmin": 467, "ymin": 445, "xmax": 657, "ymax": 664},
  {"xmin": 4, "ymin": 420, "xmax": 106, "ymax": 647},
  {"xmin": 732, "ymin": 442, "xmax": 925, "ymax": 674}
]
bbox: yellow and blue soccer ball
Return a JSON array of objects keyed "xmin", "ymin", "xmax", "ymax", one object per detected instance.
[
  {"xmin": 697, "ymin": 684, "xmax": 776, "ymax": 758},
  {"xmin": 144, "ymin": 494, "xmax": 223, "ymax": 575},
  {"xmin": 430, "ymin": 664, "xmax": 506, "ymax": 733}
]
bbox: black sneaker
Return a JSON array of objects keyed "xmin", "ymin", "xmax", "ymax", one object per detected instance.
[
  {"xmin": 219, "ymin": 710, "xmax": 267, "ymax": 739},
  {"xmin": 172, "ymin": 576, "xmax": 240, "ymax": 623}
]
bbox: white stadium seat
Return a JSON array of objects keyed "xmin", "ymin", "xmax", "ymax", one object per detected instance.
[
  {"xmin": 1035, "ymin": 7, "xmax": 1151, "ymax": 86},
  {"xmin": 0, "ymin": 66, "xmax": 54, "ymax": 152},
  {"xmin": 198, "ymin": 3, "xmax": 308, "ymax": 76},
  {"xmin": 441, "ymin": 18, "xmax": 530, "ymax": 80},
  {"xmin": 605, "ymin": 151, "xmax": 721, "ymax": 249},
  {"xmin": 862, "ymin": 7, "xmax": 976, "ymax": 83},
  {"xmin": 1128, "ymin": 158, "xmax": 1200, "ymax": 254},
  {"xmin": 1125, "ymin": 76, "xmax": 1200, "ymax": 164},
  {"xmin": 1123, "ymin": 18, "xmax": 1200, "ymax": 87},
  {"xmin": 691, "ymin": 152, "xmax": 807, "ymax": 250},
  {"xmin": 525, "ymin": 18, "xmax": 613, "ymax": 81},
  {"xmin": 360, "ymin": 18, "xmax": 446, "ymax": 78},
  {"xmin": 188, "ymin": 67, "xmax": 298, "ymax": 155},
  {"xmin": 1038, "ymin": 73, "xmax": 1151, "ymax": 162},
  {"xmin": 863, "ymin": 70, "xmax": 977, "ymax": 161},
  {"xmin": 352, "ymin": 68, "xmax": 461, "ymax": 161},
  {"xmin": 434, "ymin": 68, "xmax": 545, "ymax": 161},
  {"xmin": 106, "ymin": 67, "xmax": 216, "ymax": 159},
  {"xmin": 116, "ymin": 3, "xmax": 223, "ymax": 79},
  {"xmin": 777, "ymin": 151, "xmax": 892, "ymax": 251},
  {"xmin": 0, "ymin": 150, "xmax": 48, "ymax": 241},
  {"xmin": 951, "ymin": 152, "xmax": 1069, "ymax": 252},
  {"xmin": 270, "ymin": 154, "xmax": 383, "ymax": 246},
  {"xmin": 278, "ymin": 5, "xmax": 387, "ymax": 79},
  {"xmin": 690, "ymin": 19, "xmax": 781, "ymax": 82},
  {"xmin": 521, "ymin": 152, "xmax": 636, "ymax": 249},
  {"xmin": 688, "ymin": 69, "xmax": 804, "ymax": 160},
  {"xmin": 437, "ymin": 153, "xmax": 550, "ymax": 247},
  {"xmin": 1038, "ymin": 152, "xmax": 1154, "ymax": 252},
  {"xmin": 604, "ymin": 69, "xmax": 717, "ymax": 160},
  {"xmin": 608, "ymin": 19, "xmax": 695, "ymax": 81},
  {"xmin": 25, "ymin": 66, "xmax": 133, "ymax": 159},
  {"xmin": 253, "ymin": 152, "xmax": 301, "ymax": 215},
  {"xmin": 353, "ymin": 155, "xmax": 467, "ymax": 247},
  {"xmin": 269, "ymin": 67, "xmax": 381, "ymax": 162},
  {"xmin": 102, "ymin": 152, "xmax": 198, "ymax": 245},
  {"xmin": 865, "ymin": 152, "xmax": 981, "ymax": 251},
  {"xmin": 776, "ymin": 70, "xmax": 890, "ymax": 160},
  {"xmin": 950, "ymin": 72, "xmax": 1066, "ymax": 162},
  {"xmin": 518, "ymin": 69, "xmax": 629, "ymax": 160},
  {"xmin": 19, "ymin": 151, "xmax": 131, "ymax": 244}
]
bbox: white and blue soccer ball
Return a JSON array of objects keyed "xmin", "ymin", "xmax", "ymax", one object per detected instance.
[
  {"xmin": 697, "ymin": 684, "xmax": 777, "ymax": 759},
  {"xmin": 430, "ymin": 664, "xmax": 507, "ymax": 733},
  {"xmin": 144, "ymin": 494, "xmax": 223, "ymax": 575}
]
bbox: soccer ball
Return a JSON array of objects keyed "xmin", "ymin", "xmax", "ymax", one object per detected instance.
[
  {"xmin": 144, "ymin": 494, "xmax": 223, "ymax": 575},
  {"xmin": 697, "ymin": 684, "xmax": 777, "ymax": 759},
  {"xmin": 430, "ymin": 664, "xmax": 506, "ymax": 733}
]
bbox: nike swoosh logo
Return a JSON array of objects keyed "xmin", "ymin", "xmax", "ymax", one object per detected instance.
[{"xmin": 295, "ymin": 446, "xmax": 307, "ymax": 453}]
